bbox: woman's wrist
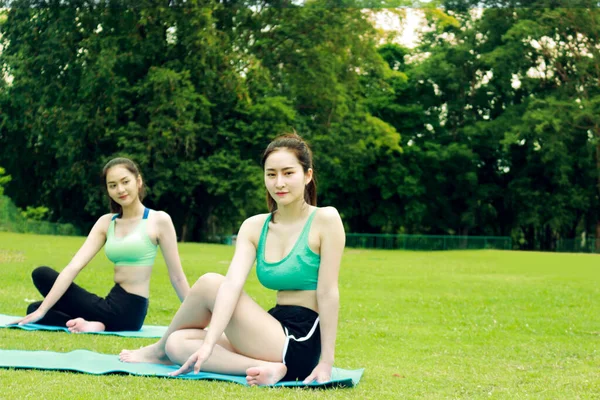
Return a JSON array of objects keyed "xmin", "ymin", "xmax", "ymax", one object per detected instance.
[{"xmin": 320, "ymin": 358, "xmax": 334, "ymax": 366}]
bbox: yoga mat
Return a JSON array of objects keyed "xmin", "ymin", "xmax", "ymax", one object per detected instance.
[
  {"xmin": 0, "ymin": 314, "xmax": 167, "ymax": 338},
  {"xmin": 0, "ymin": 349, "xmax": 364, "ymax": 388}
]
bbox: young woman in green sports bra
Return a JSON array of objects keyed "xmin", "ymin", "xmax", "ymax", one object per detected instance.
[
  {"xmin": 13, "ymin": 158, "xmax": 190, "ymax": 332},
  {"xmin": 120, "ymin": 133, "xmax": 346, "ymax": 385}
]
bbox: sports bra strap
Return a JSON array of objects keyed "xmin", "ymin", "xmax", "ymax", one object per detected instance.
[
  {"xmin": 299, "ymin": 209, "xmax": 318, "ymax": 239},
  {"xmin": 111, "ymin": 208, "xmax": 149, "ymax": 221}
]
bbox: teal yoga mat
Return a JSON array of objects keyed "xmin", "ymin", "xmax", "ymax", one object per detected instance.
[
  {"xmin": 0, "ymin": 314, "xmax": 167, "ymax": 338},
  {"xmin": 0, "ymin": 349, "xmax": 364, "ymax": 388}
]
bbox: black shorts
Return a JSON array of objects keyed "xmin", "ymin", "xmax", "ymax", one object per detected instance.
[{"xmin": 268, "ymin": 305, "xmax": 321, "ymax": 382}]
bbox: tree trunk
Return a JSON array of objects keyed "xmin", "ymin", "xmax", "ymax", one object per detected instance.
[
  {"xmin": 181, "ymin": 221, "xmax": 189, "ymax": 243},
  {"xmin": 459, "ymin": 226, "xmax": 469, "ymax": 249},
  {"xmin": 196, "ymin": 204, "xmax": 214, "ymax": 242},
  {"xmin": 180, "ymin": 207, "xmax": 193, "ymax": 243},
  {"xmin": 526, "ymin": 225, "xmax": 535, "ymax": 251}
]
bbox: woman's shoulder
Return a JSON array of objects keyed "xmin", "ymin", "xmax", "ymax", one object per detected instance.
[
  {"xmin": 150, "ymin": 209, "xmax": 171, "ymax": 221},
  {"xmin": 90, "ymin": 213, "xmax": 116, "ymax": 235},
  {"xmin": 98, "ymin": 213, "xmax": 117, "ymax": 224},
  {"xmin": 313, "ymin": 207, "xmax": 344, "ymax": 237},
  {"xmin": 313, "ymin": 206, "xmax": 341, "ymax": 222},
  {"xmin": 147, "ymin": 210, "xmax": 175, "ymax": 230},
  {"xmin": 231, "ymin": 213, "xmax": 271, "ymax": 247},
  {"xmin": 241, "ymin": 213, "xmax": 271, "ymax": 230}
]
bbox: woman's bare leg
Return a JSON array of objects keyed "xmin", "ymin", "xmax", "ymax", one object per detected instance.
[
  {"xmin": 165, "ymin": 329, "xmax": 287, "ymax": 385},
  {"xmin": 120, "ymin": 273, "xmax": 226, "ymax": 364},
  {"xmin": 120, "ymin": 273, "xmax": 287, "ymax": 368}
]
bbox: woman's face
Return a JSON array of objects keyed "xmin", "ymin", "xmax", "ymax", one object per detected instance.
[
  {"xmin": 106, "ymin": 165, "xmax": 141, "ymax": 208},
  {"xmin": 264, "ymin": 148, "xmax": 312, "ymax": 207}
]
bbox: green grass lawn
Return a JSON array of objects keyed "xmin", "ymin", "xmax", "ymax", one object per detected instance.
[{"xmin": 0, "ymin": 231, "xmax": 599, "ymax": 399}]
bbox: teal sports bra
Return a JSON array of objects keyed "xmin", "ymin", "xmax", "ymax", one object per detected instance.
[
  {"xmin": 256, "ymin": 209, "xmax": 320, "ymax": 291},
  {"xmin": 105, "ymin": 208, "xmax": 158, "ymax": 267}
]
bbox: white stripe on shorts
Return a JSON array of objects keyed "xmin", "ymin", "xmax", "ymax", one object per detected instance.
[{"xmin": 281, "ymin": 317, "xmax": 320, "ymax": 364}]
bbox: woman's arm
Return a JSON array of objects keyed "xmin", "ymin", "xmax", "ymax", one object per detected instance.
[
  {"xmin": 16, "ymin": 214, "xmax": 110, "ymax": 325},
  {"xmin": 304, "ymin": 207, "xmax": 345, "ymax": 383},
  {"xmin": 202, "ymin": 216, "xmax": 258, "ymax": 348},
  {"xmin": 156, "ymin": 211, "xmax": 190, "ymax": 302}
]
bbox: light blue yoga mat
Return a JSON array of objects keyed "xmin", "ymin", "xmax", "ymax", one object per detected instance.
[
  {"xmin": 0, "ymin": 314, "xmax": 167, "ymax": 338},
  {"xmin": 0, "ymin": 349, "xmax": 364, "ymax": 388}
]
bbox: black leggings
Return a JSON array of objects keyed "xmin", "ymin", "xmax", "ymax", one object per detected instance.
[{"xmin": 26, "ymin": 266, "xmax": 149, "ymax": 331}]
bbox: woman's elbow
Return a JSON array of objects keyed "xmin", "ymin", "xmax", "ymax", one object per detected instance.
[
  {"xmin": 317, "ymin": 286, "xmax": 340, "ymax": 303},
  {"xmin": 170, "ymin": 273, "xmax": 188, "ymax": 284}
]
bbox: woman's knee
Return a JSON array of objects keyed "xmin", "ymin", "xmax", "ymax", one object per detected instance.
[
  {"xmin": 31, "ymin": 266, "xmax": 56, "ymax": 283},
  {"xmin": 165, "ymin": 330, "xmax": 202, "ymax": 362},
  {"xmin": 191, "ymin": 273, "xmax": 225, "ymax": 296},
  {"xmin": 164, "ymin": 330, "xmax": 184, "ymax": 359},
  {"xmin": 31, "ymin": 266, "xmax": 58, "ymax": 294}
]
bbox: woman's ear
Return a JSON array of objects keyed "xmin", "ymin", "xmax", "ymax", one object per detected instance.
[{"xmin": 305, "ymin": 168, "xmax": 313, "ymax": 185}]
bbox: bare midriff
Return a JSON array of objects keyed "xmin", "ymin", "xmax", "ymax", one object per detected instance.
[
  {"xmin": 113, "ymin": 265, "xmax": 153, "ymax": 298},
  {"xmin": 276, "ymin": 289, "xmax": 318, "ymax": 313}
]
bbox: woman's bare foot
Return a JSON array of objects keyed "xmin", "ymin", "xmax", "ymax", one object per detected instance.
[
  {"xmin": 66, "ymin": 318, "xmax": 105, "ymax": 333},
  {"xmin": 119, "ymin": 342, "xmax": 172, "ymax": 365},
  {"xmin": 246, "ymin": 362, "xmax": 287, "ymax": 386}
]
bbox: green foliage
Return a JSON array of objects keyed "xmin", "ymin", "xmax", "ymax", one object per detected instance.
[
  {"xmin": 366, "ymin": 3, "xmax": 600, "ymax": 247},
  {"xmin": 0, "ymin": 0, "xmax": 399, "ymax": 241},
  {"xmin": 0, "ymin": 0, "xmax": 598, "ymax": 249},
  {"xmin": 0, "ymin": 167, "xmax": 10, "ymax": 196},
  {"xmin": 20, "ymin": 206, "xmax": 49, "ymax": 221},
  {"xmin": 0, "ymin": 196, "xmax": 79, "ymax": 235}
]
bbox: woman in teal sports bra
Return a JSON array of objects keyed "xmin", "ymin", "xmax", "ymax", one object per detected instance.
[
  {"xmin": 13, "ymin": 158, "xmax": 190, "ymax": 332},
  {"xmin": 120, "ymin": 133, "xmax": 345, "ymax": 385}
]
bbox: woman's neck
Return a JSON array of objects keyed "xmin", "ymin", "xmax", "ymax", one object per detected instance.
[
  {"xmin": 275, "ymin": 200, "xmax": 311, "ymax": 224},
  {"xmin": 120, "ymin": 201, "xmax": 145, "ymax": 219}
]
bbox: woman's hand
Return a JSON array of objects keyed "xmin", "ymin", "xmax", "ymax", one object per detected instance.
[
  {"xmin": 169, "ymin": 343, "xmax": 214, "ymax": 377},
  {"xmin": 12, "ymin": 309, "xmax": 46, "ymax": 326},
  {"xmin": 303, "ymin": 361, "xmax": 333, "ymax": 384}
]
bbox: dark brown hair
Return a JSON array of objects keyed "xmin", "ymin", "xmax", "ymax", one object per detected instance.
[
  {"xmin": 261, "ymin": 133, "xmax": 317, "ymax": 214},
  {"xmin": 102, "ymin": 157, "xmax": 146, "ymax": 215}
]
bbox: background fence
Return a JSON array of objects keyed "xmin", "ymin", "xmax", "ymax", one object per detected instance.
[
  {"xmin": 222, "ymin": 233, "xmax": 513, "ymax": 251},
  {"xmin": 4, "ymin": 194, "xmax": 600, "ymax": 255},
  {"xmin": 345, "ymin": 233, "xmax": 512, "ymax": 251},
  {"xmin": 555, "ymin": 238, "xmax": 600, "ymax": 254}
]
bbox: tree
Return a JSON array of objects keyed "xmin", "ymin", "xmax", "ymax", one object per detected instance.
[
  {"xmin": 0, "ymin": 167, "xmax": 10, "ymax": 196},
  {"xmin": 0, "ymin": 0, "xmax": 402, "ymax": 238}
]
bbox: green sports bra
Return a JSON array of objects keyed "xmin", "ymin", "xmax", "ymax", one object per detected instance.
[
  {"xmin": 256, "ymin": 209, "xmax": 320, "ymax": 291},
  {"xmin": 104, "ymin": 208, "xmax": 158, "ymax": 267}
]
